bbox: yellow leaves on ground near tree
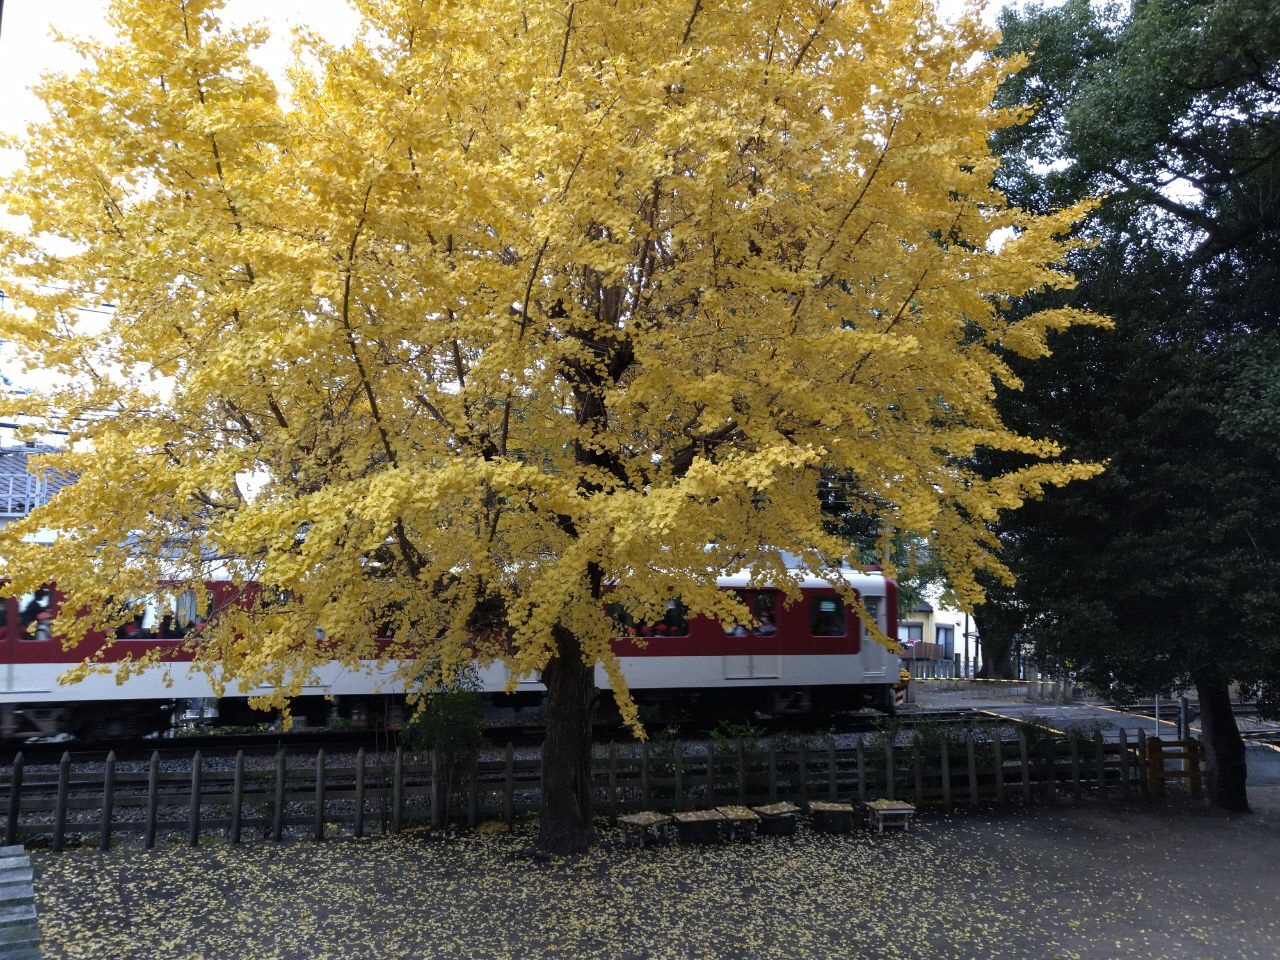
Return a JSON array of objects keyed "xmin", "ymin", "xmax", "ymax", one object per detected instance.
[{"xmin": 1, "ymin": 0, "xmax": 1104, "ymax": 728}]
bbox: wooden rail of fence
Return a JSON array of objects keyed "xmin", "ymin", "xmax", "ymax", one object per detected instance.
[{"xmin": 1, "ymin": 728, "xmax": 1175, "ymax": 850}]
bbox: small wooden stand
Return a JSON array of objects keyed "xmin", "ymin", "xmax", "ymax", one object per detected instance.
[
  {"xmin": 808, "ymin": 801, "xmax": 856, "ymax": 833},
  {"xmin": 1147, "ymin": 738, "xmax": 1204, "ymax": 799},
  {"xmin": 715, "ymin": 805, "xmax": 761, "ymax": 841},
  {"xmin": 617, "ymin": 811, "xmax": 672, "ymax": 847},
  {"xmin": 863, "ymin": 799, "xmax": 915, "ymax": 833},
  {"xmin": 672, "ymin": 809, "xmax": 727, "ymax": 844},
  {"xmin": 752, "ymin": 801, "xmax": 800, "ymax": 835}
]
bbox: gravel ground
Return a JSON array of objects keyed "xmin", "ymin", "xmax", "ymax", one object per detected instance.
[{"xmin": 31, "ymin": 795, "xmax": 1280, "ymax": 960}]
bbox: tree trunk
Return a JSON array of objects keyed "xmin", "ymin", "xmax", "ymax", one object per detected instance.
[
  {"xmin": 1194, "ymin": 676, "xmax": 1249, "ymax": 812},
  {"xmin": 537, "ymin": 630, "xmax": 596, "ymax": 854}
]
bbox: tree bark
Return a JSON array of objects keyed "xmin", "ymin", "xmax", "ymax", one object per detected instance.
[
  {"xmin": 537, "ymin": 630, "xmax": 597, "ymax": 854},
  {"xmin": 1194, "ymin": 675, "xmax": 1250, "ymax": 812}
]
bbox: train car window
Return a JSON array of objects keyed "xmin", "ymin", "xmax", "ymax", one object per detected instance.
[
  {"xmin": 725, "ymin": 591, "xmax": 779, "ymax": 636},
  {"xmin": 608, "ymin": 598, "xmax": 689, "ymax": 638},
  {"xmin": 810, "ymin": 597, "xmax": 845, "ymax": 637},
  {"xmin": 18, "ymin": 588, "xmax": 55, "ymax": 642},
  {"xmin": 751, "ymin": 592, "xmax": 778, "ymax": 636},
  {"xmin": 862, "ymin": 597, "xmax": 882, "ymax": 640}
]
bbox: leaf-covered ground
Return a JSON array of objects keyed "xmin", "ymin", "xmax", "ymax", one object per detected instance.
[{"xmin": 33, "ymin": 795, "xmax": 1280, "ymax": 959}]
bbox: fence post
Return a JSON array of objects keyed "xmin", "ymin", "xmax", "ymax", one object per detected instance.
[
  {"xmin": 940, "ymin": 736, "xmax": 952, "ymax": 811},
  {"xmin": 767, "ymin": 742, "xmax": 778, "ymax": 803},
  {"xmin": 827, "ymin": 738, "xmax": 837, "ymax": 801},
  {"xmin": 913, "ymin": 737, "xmax": 924, "ymax": 804},
  {"xmin": 674, "ymin": 741, "xmax": 684, "ymax": 811},
  {"xmin": 392, "ymin": 747, "xmax": 404, "ymax": 833},
  {"xmin": 5, "ymin": 753, "xmax": 22, "ymax": 846},
  {"xmin": 313, "ymin": 749, "xmax": 326, "ymax": 841},
  {"xmin": 1018, "ymin": 731, "xmax": 1031, "ymax": 801},
  {"xmin": 884, "ymin": 739, "xmax": 895, "ymax": 801},
  {"xmin": 1093, "ymin": 732, "xmax": 1106, "ymax": 797},
  {"xmin": 273, "ymin": 749, "xmax": 287, "ymax": 842},
  {"xmin": 1070, "ymin": 734, "xmax": 1082, "ymax": 801},
  {"xmin": 1188, "ymin": 739, "xmax": 1203, "ymax": 800},
  {"xmin": 856, "ymin": 738, "xmax": 867, "ymax": 803},
  {"xmin": 1041, "ymin": 737, "xmax": 1057, "ymax": 802},
  {"xmin": 798, "ymin": 742, "xmax": 809, "ymax": 808},
  {"xmin": 736, "ymin": 741, "xmax": 747, "ymax": 804},
  {"xmin": 145, "ymin": 751, "xmax": 159, "ymax": 850},
  {"xmin": 608, "ymin": 742, "xmax": 618, "ymax": 817},
  {"xmin": 703, "ymin": 742, "xmax": 715, "ymax": 806},
  {"xmin": 504, "ymin": 743, "xmax": 516, "ymax": 824},
  {"xmin": 355, "ymin": 748, "xmax": 366, "ymax": 838},
  {"xmin": 230, "ymin": 751, "xmax": 244, "ymax": 844},
  {"xmin": 641, "ymin": 742, "xmax": 650, "ymax": 806},
  {"xmin": 1136, "ymin": 728, "xmax": 1149, "ymax": 796},
  {"xmin": 991, "ymin": 736, "xmax": 1004, "ymax": 804},
  {"xmin": 1118, "ymin": 729, "xmax": 1132, "ymax": 797},
  {"xmin": 467, "ymin": 750, "xmax": 479, "ymax": 827},
  {"xmin": 189, "ymin": 750, "xmax": 203, "ymax": 848},
  {"xmin": 430, "ymin": 750, "xmax": 441, "ymax": 828},
  {"xmin": 966, "ymin": 734, "xmax": 978, "ymax": 807},
  {"xmin": 1147, "ymin": 737, "xmax": 1164, "ymax": 797},
  {"xmin": 99, "ymin": 751, "xmax": 116, "ymax": 852}
]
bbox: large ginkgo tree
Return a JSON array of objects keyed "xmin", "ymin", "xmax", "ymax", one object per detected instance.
[{"xmin": 0, "ymin": 0, "xmax": 1101, "ymax": 852}]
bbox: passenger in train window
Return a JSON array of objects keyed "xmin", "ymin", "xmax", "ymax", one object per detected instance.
[
  {"xmin": 751, "ymin": 593, "xmax": 778, "ymax": 635},
  {"xmin": 656, "ymin": 600, "xmax": 688, "ymax": 636},
  {"xmin": 753, "ymin": 612, "xmax": 777, "ymax": 635},
  {"xmin": 811, "ymin": 597, "xmax": 845, "ymax": 636},
  {"xmin": 21, "ymin": 588, "xmax": 53, "ymax": 640}
]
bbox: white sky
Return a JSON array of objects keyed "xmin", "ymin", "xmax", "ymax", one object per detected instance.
[
  {"xmin": 0, "ymin": 0, "xmax": 989, "ymax": 168},
  {"xmin": 0, "ymin": 0, "xmax": 361, "ymax": 176}
]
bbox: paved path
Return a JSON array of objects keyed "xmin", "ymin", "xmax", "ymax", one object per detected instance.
[{"xmin": 910, "ymin": 693, "xmax": 1280, "ymax": 788}]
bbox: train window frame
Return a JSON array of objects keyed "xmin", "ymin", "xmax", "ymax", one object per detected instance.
[
  {"xmin": 809, "ymin": 596, "xmax": 846, "ymax": 637},
  {"xmin": 724, "ymin": 590, "xmax": 780, "ymax": 637}
]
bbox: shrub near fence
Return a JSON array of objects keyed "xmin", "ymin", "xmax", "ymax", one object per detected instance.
[{"xmin": 1, "ymin": 727, "xmax": 1163, "ymax": 850}]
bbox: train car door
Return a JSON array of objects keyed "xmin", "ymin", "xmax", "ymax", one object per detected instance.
[
  {"xmin": 2, "ymin": 594, "xmax": 13, "ymax": 693},
  {"xmin": 722, "ymin": 591, "xmax": 780, "ymax": 679}
]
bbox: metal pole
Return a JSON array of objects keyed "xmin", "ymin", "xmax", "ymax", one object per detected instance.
[
  {"xmin": 1178, "ymin": 695, "xmax": 1189, "ymax": 741},
  {"xmin": 963, "ymin": 613, "xmax": 970, "ymax": 678}
]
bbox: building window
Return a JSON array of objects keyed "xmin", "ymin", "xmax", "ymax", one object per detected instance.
[
  {"xmin": 898, "ymin": 622, "xmax": 923, "ymax": 647},
  {"xmin": 936, "ymin": 625, "xmax": 954, "ymax": 657}
]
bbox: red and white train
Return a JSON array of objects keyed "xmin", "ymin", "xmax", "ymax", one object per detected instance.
[{"xmin": 0, "ymin": 569, "xmax": 899, "ymax": 739}]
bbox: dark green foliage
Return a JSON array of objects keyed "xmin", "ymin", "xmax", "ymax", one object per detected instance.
[
  {"xmin": 982, "ymin": 0, "xmax": 1280, "ymax": 803},
  {"xmin": 401, "ymin": 669, "xmax": 489, "ymax": 818}
]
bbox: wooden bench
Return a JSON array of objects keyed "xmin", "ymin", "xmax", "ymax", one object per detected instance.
[
  {"xmin": 672, "ymin": 809, "xmax": 727, "ymax": 844},
  {"xmin": 751, "ymin": 801, "xmax": 800, "ymax": 835},
  {"xmin": 863, "ymin": 799, "xmax": 916, "ymax": 833},
  {"xmin": 715, "ymin": 805, "xmax": 761, "ymax": 841},
  {"xmin": 808, "ymin": 801, "xmax": 856, "ymax": 833},
  {"xmin": 617, "ymin": 811, "xmax": 672, "ymax": 847}
]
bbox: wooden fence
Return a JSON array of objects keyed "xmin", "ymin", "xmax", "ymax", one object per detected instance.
[{"xmin": 1, "ymin": 728, "xmax": 1169, "ymax": 851}]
